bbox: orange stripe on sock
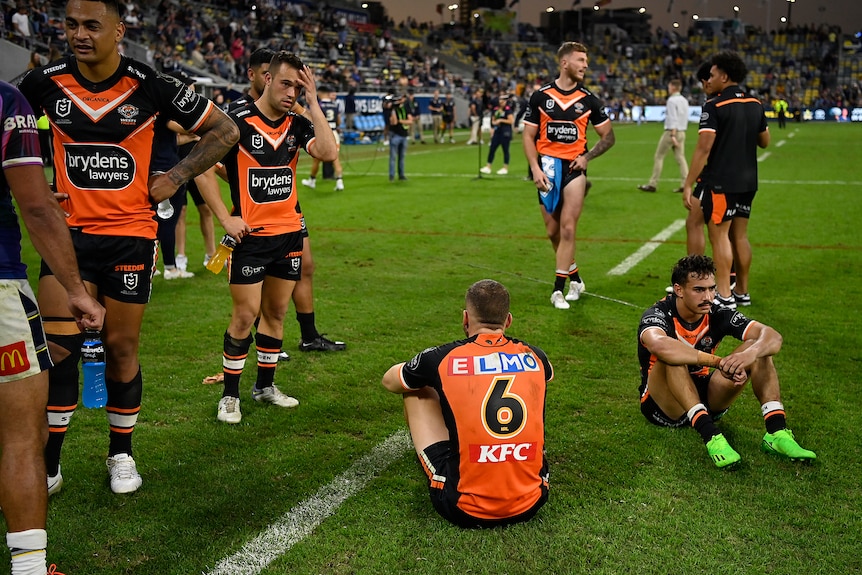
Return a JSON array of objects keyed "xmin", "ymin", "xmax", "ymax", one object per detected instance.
[
  {"xmin": 256, "ymin": 346, "xmax": 281, "ymax": 353},
  {"xmin": 109, "ymin": 426, "xmax": 134, "ymax": 434},
  {"xmin": 106, "ymin": 406, "xmax": 141, "ymax": 415},
  {"xmin": 690, "ymin": 410, "xmax": 708, "ymax": 426},
  {"xmin": 764, "ymin": 410, "xmax": 786, "ymax": 419}
]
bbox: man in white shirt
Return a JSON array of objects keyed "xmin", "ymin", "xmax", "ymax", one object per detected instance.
[
  {"xmin": 638, "ymin": 79, "xmax": 689, "ymax": 193},
  {"xmin": 11, "ymin": 3, "xmax": 32, "ymax": 48}
]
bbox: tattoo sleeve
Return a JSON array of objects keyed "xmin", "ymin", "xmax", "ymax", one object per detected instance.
[
  {"xmin": 585, "ymin": 130, "xmax": 616, "ymax": 161},
  {"xmin": 168, "ymin": 108, "xmax": 240, "ymax": 186}
]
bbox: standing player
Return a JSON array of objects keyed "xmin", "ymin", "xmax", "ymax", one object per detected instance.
[
  {"xmin": 18, "ymin": 0, "xmax": 239, "ymax": 494},
  {"xmin": 201, "ymin": 51, "xmax": 337, "ymax": 424},
  {"xmin": 382, "ymin": 280, "xmax": 552, "ymax": 527},
  {"xmin": 225, "ymin": 48, "xmax": 347, "ymax": 360},
  {"xmin": 0, "ymin": 79, "xmax": 105, "ymax": 575},
  {"xmin": 638, "ymin": 255, "xmax": 815, "ymax": 468},
  {"xmin": 301, "ymin": 85, "xmax": 345, "ymax": 191},
  {"xmin": 682, "ymin": 51, "xmax": 769, "ymax": 309},
  {"xmin": 523, "ymin": 42, "xmax": 615, "ymax": 310}
]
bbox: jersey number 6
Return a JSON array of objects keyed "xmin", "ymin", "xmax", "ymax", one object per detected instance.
[{"xmin": 482, "ymin": 376, "xmax": 527, "ymax": 439}]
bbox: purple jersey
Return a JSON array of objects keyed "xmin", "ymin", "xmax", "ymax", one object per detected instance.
[{"xmin": 0, "ymin": 81, "xmax": 42, "ymax": 279}]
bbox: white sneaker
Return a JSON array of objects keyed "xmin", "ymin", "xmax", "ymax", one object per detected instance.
[
  {"xmin": 217, "ymin": 396, "xmax": 242, "ymax": 424},
  {"xmin": 164, "ymin": 267, "xmax": 194, "ymax": 280},
  {"xmin": 565, "ymin": 280, "xmax": 586, "ymax": 301},
  {"xmin": 47, "ymin": 467, "xmax": 63, "ymax": 496},
  {"xmin": 550, "ymin": 290, "xmax": 570, "ymax": 310},
  {"xmin": 175, "ymin": 253, "xmax": 188, "ymax": 272},
  {"xmin": 334, "ymin": 179, "xmax": 344, "ymax": 191},
  {"xmin": 203, "ymin": 253, "xmax": 212, "ymax": 267},
  {"xmin": 106, "ymin": 453, "xmax": 142, "ymax": 494},
  {"xmin": 496, "ymin": 167, "xmax": 508, "ymax": 175},
  {"xmin": 301, "ymin": 178, "xmax": 316, "ymax": 189},
  {"xmin": 252, "ymin": 384, "xmax": 299, "ymax": 408},
  {"xmin": 480, "ymin": 166, "xmax": 492, "ymax": 174}
]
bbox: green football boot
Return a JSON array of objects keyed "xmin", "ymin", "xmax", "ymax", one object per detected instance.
[
  {"xmin": 706, "ymin": 433, "xmax": 741, "ymax": 469},
  {"xmin": 761, "ymin": 429, "xmax": 816, "ymax": 461}
]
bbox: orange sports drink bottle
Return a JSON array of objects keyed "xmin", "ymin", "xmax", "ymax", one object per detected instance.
[{"xmin": 205, "ymin": 234, "xmax": 237, "ymax": 274}]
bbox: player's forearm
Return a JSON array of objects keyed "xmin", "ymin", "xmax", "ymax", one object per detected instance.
[
  {"xmin": 169, "ymin": 110, "xmax": 239, "ymax": 187},
  {"xmin": 583, "ymin": 129, "xmax": 615, "ymax": 161}
]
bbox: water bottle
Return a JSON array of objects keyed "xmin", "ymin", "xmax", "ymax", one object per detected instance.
[
  {"xmin": 205, "ymin": 234, "xmax": 237, "ymax": 274},
  {"xmin": 81, "ymin": 329, "xmax": 107, "ymax": 409},
  {"xmin": 151, "ymin": 171, "xmax": 174, "ymax": 219},
  {"xmin": 156, "ymin": 199, "xmax": 174, "ymax": 220}
]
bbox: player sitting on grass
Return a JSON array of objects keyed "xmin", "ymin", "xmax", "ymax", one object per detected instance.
[{"xmin": 637, "ymin": 255, "xmax": 815, "ymax": 468}]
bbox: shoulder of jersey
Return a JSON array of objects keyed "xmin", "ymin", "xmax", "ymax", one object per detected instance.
[{"xmin": 235, "ymin": 108, "xmax": 252, "ymax": 118}]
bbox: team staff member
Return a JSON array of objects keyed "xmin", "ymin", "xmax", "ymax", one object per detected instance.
[
  {"xmin": 201, "ymin": 51, "xmax": 337, "ymax": 424},
  {"xmin": 637, "ymin": 78, "xmax": 689, "ymax": 194},
  {"xmin": 382, "ymin": 280, "xmax": 552, "ymax": 528},
  {"xmin": 441, "ymin": 92, "xmax": 455, "ymax": 144},
  {"xmin": 19, "ymin": 0, "xmax": 239, "ymax": 494},
  {"xmin": 683, "ymin": 51, "xmax": 769, "ymax": 309},
  {"xmin": 0, "ymin": 79, "xmax": 104, "ymax": 575},
  {"xmin": 428, "ymin": 89, "xmax": 444, "ymax": 143},
  {"xmin": 225, "ymin": 48, "xmax": 347, "ymax": 359},
  {"xmin": 523, "ymin": 41, "xmax": 615, "ymax": 310},
  {"xmin": 480, "ymin": 91, "xmax": 515, "ymax": 175},
  {"xmin": 638, "ymin": 255, "xmax": 815, "ymax": 468}
]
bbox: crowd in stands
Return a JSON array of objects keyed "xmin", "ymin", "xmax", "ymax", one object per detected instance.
[{"xmin": 5, "ymin": 0, "xmax": 859, "ymax": 117}]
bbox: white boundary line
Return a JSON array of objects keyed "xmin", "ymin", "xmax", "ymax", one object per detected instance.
[
  {"xmin": 205, "ymin": 430, "xmax": 412, "ymax": 575},
  {"xmin": 607, "ymin": 219, "xmax": 686, "ymax": 276}
]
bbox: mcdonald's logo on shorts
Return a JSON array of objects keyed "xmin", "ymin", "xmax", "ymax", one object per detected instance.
[{"xmin": 0, "ymin": 341, "xmax": 30, "ymax": 376}]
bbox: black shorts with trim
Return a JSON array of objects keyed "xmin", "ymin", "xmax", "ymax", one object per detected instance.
[
  {"xmin": 640, "ymin": 372, "xmax": 729, "ymax": 427},
  {"xmin": 699, "ymin": 188, "xmax": 756, "ymax": 225},
  {"xmin": 420, "ymin": 440, "xmax": 548, "ymax": 529},
  {"xmin": 41, "ymin": 231, "xmax": 157, "ymax": 304},
  {"xmin": 228, "ymin": 231, "xmax": 303, "ymax": 285}
]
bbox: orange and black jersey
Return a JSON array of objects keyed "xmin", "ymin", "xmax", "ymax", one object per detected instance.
[
  {"xmin": 222, "ymin": 104, "xmax": 315, "ymax": 235},
  {"xmin": 637, "ymin": 295, "xmax": 757, "ymax": 394},
  {"xmin": 18, "ymin": 56, "xmax": 215, "ymax": 239},
  {"xmin": 396, "ymin": 333, "xmax": 553, "ymax": 521},
  {"xmin": 523, "ymin": 82, "xmax": 610, "ymax": 160},
  {"xmin": 698, "ymin": 84, "xmax": 768, "ymax": 194}
]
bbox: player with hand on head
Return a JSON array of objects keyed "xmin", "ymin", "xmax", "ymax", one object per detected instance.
[
  {"xmin": 637, "ymin": 255, "xmax": 815, "ymax": 468},
  {"xmin": 199, "ymin": 51, "xmax": 338, "ymax": 424}
]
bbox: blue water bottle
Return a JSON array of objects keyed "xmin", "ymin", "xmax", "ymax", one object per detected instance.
[{"xmin": 81, "ymin": 329, "xmax": 107, "ymax": 408}]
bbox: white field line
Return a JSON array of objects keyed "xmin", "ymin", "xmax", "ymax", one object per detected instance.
[
  {"xmin": 758, "ymin": 151, "xmax": 771, "ymax": 162},
  {"xmin": 204, "ymin": 430, "xmax": 412, "ymax": 575},
  {"xmin": 607, "ymin": 219, "xmax": 686, "ymax": 276}
]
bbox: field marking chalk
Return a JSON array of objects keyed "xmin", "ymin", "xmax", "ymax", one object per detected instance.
[
  {"xmin": 205, "ymin": 430, "xmax": 412, "ymax": 575},
  {"xmin": 607, "ymin": 219, "xmax": 686, "ymax": 276}
]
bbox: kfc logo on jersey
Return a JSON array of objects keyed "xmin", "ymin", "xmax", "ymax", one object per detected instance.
[
  {"xmin": 448, "ymin": 352, "xmax": 541, "ymax": 376},
  {"xmin": 470, "ymin": 442, "xmax": 537, "ymax": 463},
  {"xmin": 55, "ymin": 99, "xmax": 72, "ymax": 118},
  {"xmin": 247, "ymin": 167, "xmax": 293, "ymax": 204}
]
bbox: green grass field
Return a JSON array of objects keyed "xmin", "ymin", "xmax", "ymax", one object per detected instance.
[{"xmin": 18, "ymin": 121, "xmax": 862, "ymax": 574}]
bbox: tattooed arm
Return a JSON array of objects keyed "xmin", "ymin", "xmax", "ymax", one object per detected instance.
[
  {"xmin": 571, "ymin": 122, "xmax": 615, "ymax": 171},
  {"xmin": 149, "ymin": 106, "xmax": 240, "ymax": 202}
]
